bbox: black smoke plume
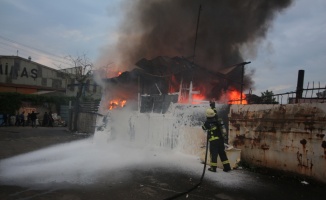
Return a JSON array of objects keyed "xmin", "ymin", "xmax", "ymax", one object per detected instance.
[{"xmin": 99, "ymin": 0, "xmax": 293, "ymax": 99}]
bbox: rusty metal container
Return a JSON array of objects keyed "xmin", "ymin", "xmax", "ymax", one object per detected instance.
[{"xmin": 229, "ymin": 103, "xmax": 326, "ymax": 183}]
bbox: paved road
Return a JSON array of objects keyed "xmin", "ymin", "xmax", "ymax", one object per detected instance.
[{"xmin": 0, "ymin": 126, "xmax": 325, "ymax": 200}]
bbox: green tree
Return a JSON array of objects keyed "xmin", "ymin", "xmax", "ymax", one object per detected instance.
[{"xmin": 261, "ymin": 90, "xmax": 278, "ymax": 104}]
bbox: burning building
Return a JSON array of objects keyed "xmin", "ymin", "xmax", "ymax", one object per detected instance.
[
  {"xmin": 103, "ymin": 56, "xmax": 249, "ymax": 113},
  {"xmin": 93, "ymin": 0, "xmax": 326, "ymax": 185},
  {"xmin": 98, "ymin": 0, "xmax": 294, "ymax": 112}
]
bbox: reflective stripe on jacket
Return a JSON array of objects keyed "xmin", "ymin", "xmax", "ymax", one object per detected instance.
[{"xmin": 202, "ymin": 122, "xmax": 220, "ymax": 141}]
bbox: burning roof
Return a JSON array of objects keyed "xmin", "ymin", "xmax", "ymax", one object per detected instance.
[
  {"xmin": 105, "ymin": 56, "xmax": 194, "ymax": 94},
  {"xmin": 104, "ymin": 56, "xmax": 248, "ymax": 102},
  {"xmin": 98, "ymin": 0, "xmax": 295, "ymax": 109}
]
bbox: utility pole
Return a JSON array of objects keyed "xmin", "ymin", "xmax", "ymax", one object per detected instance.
[
  {"xmin": 193, "ymin": 5, "xmax": 202, "ymax": 64},
  {"xmin": 240, "ymin": 62, "xmax": 251, "ymax": 104},
  {"xmin": 295, "ymin": 70, "xmax": 305, "ymax": 103},
  {"xmin": 240, "ymin": 65, "xmax": 244, "ymax": 104}
]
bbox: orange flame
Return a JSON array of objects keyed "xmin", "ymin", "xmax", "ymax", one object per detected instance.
[
  {"xmin": 121, "ymin": 100, "xmax": 126, "ymax": 107},
  {"xmin": 228, "ymin": 90, "xmax": 247, "ymax": 104},
  {"xmin": 108, "ymin": 99, "xmax": 126, "ymax": 110}
]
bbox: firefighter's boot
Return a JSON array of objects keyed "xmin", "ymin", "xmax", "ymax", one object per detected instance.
[
  {"xmin": 208, "ymin": 167, "xmax": 216, "ymax": 172},
  {"xmin": 223, "ymin": 163, "xmax": 231, "ymax": 172}
]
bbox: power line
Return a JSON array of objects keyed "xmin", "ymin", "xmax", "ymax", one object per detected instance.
[
  {"xmin": 0, "ymin": 34, "xmax": 73, "ymax": 67},
  {"xmin": 0, "ymin": 41, "xmax": 19, "ymax": 54},
  {"xmin": 0, "ymin": 34, "xmax": 64, "ymax": 59},
  {"xmin": 0, "ymin": 43, "xmax": 74, "ymax": 69}
]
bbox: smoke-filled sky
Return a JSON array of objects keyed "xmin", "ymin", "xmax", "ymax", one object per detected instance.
[
  {"xmin": 108, "ymin": 0, "xmax": 293, "ymax": 71},
  {"xmin": 0, "ymin": 0, "xmax": 325, "ymax": 96}
]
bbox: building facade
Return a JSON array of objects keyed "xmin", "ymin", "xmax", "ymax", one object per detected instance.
[
  {"xmin": 0, "ymin": 56, "xmax": 102, "ymax": 128},
  {"xmin": 0, "ymin": 55, "xmax": 101, "ymax": 98},
  {"xmin": 0, "ymin": 56, "xmax": 66, "ymax": 94}
]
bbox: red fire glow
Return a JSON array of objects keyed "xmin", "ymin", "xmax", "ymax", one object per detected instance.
[
  {"xmin": 192, "ymin": 84, "xmax": 206, "ymax": 104},
  {"xmin": 192, "ymin": 93, "xmax": 206, "ymax": 104},
  {"xmin": 168, "ymin": 75, "xmax": 179, "ymax": 93}
]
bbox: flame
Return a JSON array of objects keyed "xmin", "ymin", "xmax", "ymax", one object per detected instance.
[
  {"xmin": 192, "ymin": 94, "xmax": 206, "ymax": 104},
  {"xmin": 121, "ymin": 100, "xmax": 126, "ymax": 107},
  {"xmin": 191, "ymin": 84, "xmax": 205, "ymax": 104},
  {"xmin": 104, "ymin": 69, "xmax": 123, "ymax": 78},
  {"xmin": 108, "ymin": 99, "xmax": 126, "ymax": 110},
  {"xmin": 228, "ymin": 90, "xmax": 247, "ymax": 104}
]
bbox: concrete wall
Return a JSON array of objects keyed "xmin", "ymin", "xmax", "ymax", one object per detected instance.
[{"xmin": 229, "ymin": 103, "xmax": 326, "ymax": 183}]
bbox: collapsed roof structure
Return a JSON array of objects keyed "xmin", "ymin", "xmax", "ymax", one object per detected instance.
[{"xmin": 103, "ymin": 56, "xmax": 249, "ymax": 113}]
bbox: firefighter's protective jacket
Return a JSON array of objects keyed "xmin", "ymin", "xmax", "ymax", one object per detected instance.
[{"xmin": 202, "ymin": 117, "xmax": 223, "ymax": 142}]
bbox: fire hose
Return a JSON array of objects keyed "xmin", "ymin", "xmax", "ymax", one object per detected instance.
[{"xmin": 163, "ymin": 133, "xmax": 209, "ymax": 200}]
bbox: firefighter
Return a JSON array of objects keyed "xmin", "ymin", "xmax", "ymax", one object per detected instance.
[
  {"xmin": 210, "ymin": 100, "xmax": 228, "ymax": 142},
  {"xmin": 202, "ymin": 108, "xmax": 231, "ymax": 172}
]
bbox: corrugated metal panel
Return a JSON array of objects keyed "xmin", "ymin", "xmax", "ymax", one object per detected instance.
[{"xmin": 229, "ymin": 103, "xmax": 326, "ymax": 183}]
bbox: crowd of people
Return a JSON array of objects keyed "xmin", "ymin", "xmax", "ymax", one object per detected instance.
[{"xmin": 0, "ymin": 111, "xmax": 55, "ymax": 128}]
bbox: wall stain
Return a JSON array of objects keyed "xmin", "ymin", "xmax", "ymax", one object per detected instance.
[
  {"xmin": 300, "ymin": 139, "xmax": 307, "ymax": 148},
  {"xmin": 322, "ymin": 141, "xmax": 326, "ymax": 157},
  {"xmin": 261, "ymin": 143, "xmax": 269, "ymax": 150},
  {"xmin": 229, "ymin": 104, "xmax": 326, "ymax": 183}
]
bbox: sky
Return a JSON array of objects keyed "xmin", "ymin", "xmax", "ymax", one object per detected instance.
[{"xmin": 0, "ymin": 0, "xmax": 325, "ymax": 98}]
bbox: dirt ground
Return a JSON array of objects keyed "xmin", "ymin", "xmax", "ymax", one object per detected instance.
[{"xmin": 0, "ymin": 126, "xmax": 325, "ymax": 200}]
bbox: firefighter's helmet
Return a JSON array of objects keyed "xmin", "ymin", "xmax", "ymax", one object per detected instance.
[{"xmin": 206, "ymin": 108, "xmax": 216, "ymax": 118}]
